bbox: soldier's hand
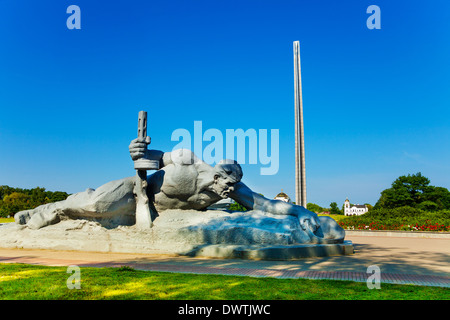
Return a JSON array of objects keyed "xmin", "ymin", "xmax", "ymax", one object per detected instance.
[{"xmin": 129, "ymin": 137, "xmax": 150, "ymax": 161}]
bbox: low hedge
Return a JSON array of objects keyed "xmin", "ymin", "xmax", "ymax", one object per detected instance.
[{"xmin": 338, "ymin": 206, "xmax": 450, "ymax": 232}]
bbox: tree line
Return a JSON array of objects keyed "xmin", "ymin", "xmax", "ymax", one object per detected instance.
[
  {"xmin": 2, "ymin": 172, "xmax": 449, "ymax": 218},
  {"xmin": 0, "ymin": 185, "xmax": 70, "ymax": 218},
  {"xmin": 307, "ymin": 172, "xmax": 450, "ymax": 214}
]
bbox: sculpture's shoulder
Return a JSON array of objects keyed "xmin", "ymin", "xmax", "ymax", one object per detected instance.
[{"xmin": 165, "ymin": 149, "xmax": 202, "ymax": 167}]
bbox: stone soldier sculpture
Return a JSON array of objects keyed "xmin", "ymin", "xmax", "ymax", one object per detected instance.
[{"xmin": 14, "ymin": 111, "xmax": 345, "ymax": 244}]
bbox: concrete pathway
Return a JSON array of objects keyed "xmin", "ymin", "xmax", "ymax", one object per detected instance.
[{"xmin": 0, "ymin": 234, "xmax": 449, "ymax": 287}]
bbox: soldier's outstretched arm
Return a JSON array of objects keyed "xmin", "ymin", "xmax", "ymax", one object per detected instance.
[
  {"xmin": 15, "ymin": 177, "xmax": 137, "ymax": 229},
  {"xmin": 229, "ymin": 182, "xmax": 320, "ymax": 231}
]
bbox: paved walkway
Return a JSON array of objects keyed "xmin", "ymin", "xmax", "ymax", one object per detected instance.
[{"xmin": 0, "ymin": 235, "xmax": 449, "ymax": 287}]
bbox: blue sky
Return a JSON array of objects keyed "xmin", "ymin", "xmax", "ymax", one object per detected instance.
[{"xmin": 0, "ymin": 0, "xmax": 449, "ymax": 208}]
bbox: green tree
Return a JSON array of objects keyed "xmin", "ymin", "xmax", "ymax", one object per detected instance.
[
  {"xmin": 1, "ymin": 192, "xmax": 31, "ymax": 217},
  {"xmin": 422, "ymin": 186, "xmax": 450, "ymax": 210},
  {"xmin": 0, "ymin": 185, "xmax": 70, "ymax": 218},
  {"xmin": 417, "ymin": 200, "xmax": 439, "ymax": 211},
  {"xmin": 392, "ymin": 172, "xmax": 430, "ymax": 203},
  {"xmin": 374, "ymin": 172, "xmax": 450, "ymax": 210},
  {"xmin": 48, "ymin": 191, "xmax": 69, "ymax": 202},
  {"xmin": 375, "ymin": 172, "xmax": 429, "ymax": 209},
  {"xmin": 329, "ymin": 202, "xmax": 342, "ymax": 215},
  {"xmin": 0, "ymin": 185, "xmax": 16, "ymax": 200},
  {"xmin": 229, "ymin": 201, "xmax": 247, "ymax": 212},
  {"xmin": 29, "ymin": 187, "xmax": 47, "ymax": 207},
  {"xmin": 307, "ymin": 203, "xmax": 324, "ymax": 213}
]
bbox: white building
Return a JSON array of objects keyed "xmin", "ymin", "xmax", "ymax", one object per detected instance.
[{"xmin": 344, "ymin": 198, "xmax": 368, "ymax": 216}]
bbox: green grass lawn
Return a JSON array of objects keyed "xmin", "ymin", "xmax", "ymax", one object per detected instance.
[
  {"xmin": 0, "ymin": 217, "xmax": 14, "ymax": 223},
  {"xmin": 0, "ymin": 263, "xmax": 448, "ymax": 300}
]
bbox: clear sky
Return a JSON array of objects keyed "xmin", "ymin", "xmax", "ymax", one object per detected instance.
[{"xmin": 1, "ymin": 0, "xmax": 449, "ymax": 208}]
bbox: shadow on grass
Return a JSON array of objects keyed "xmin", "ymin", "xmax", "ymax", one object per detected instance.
[{"xmin": 1, "ymin": 263, "xmax": 448, "ymax": 300}]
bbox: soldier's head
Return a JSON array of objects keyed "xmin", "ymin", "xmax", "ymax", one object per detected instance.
[{"xmin": 212, "ymin": 160, "xmax": 243, "ymax": 198}]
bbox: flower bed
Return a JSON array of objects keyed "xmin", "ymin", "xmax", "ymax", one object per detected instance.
[
  {"xmin": 337, "ymin": 207, "xmax": 450, "ymax": 232},
  {"xmin": 339, "ymin": 220, "xmax": 450, "ymax": 232}
]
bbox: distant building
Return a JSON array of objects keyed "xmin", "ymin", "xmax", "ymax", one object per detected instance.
[
  {"xmin": 274, "ymin": 190, "xmax": 292, "ymax": 203},
  {"xmin": 344, "ymin": 198, "xmax": 368, "ymax": 216}
]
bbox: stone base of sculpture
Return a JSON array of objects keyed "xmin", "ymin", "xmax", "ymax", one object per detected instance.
[{"xmin": 0, "ymin": 209, "xmax": 353, "ymax": 260}]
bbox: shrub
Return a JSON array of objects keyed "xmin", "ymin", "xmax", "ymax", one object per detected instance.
[
  {"xmin": 417, "ymin": 201, "xmax": 439, "ymax": 212},
  {"xmin": 229, "ymin": 201, "xmax": 247, "ymax": 212},
  {"xmin": 338, "ymin": 207, "xmax": 450, "ymax": 232}
]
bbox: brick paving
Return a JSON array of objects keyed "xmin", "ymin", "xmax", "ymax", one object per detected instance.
[{"xmin": 0, "ymin": 234, "xmax": 449, "ymax": 288}]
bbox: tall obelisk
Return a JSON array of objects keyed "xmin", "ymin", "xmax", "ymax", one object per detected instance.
[{"xmin": 293, "ymin": 41, "xmax": 307, "ymax": 207}]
